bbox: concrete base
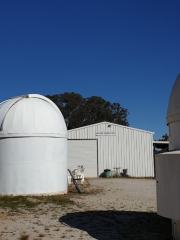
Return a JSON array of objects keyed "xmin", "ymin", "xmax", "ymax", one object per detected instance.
[
  {"xmin": 156, "ymin": 151, "xmax": 180, "ymax": 219},
  {"xmin": 156, "ymin": 152, "xmax": 180, "ymax": 240}
]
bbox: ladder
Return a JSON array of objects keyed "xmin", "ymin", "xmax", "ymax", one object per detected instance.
[{"xmin": 68, "ymin": 169, "xmax": 82, "ymax": 194}]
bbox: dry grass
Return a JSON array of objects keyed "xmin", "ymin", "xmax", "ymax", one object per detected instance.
[
  {"xmin": 68, "ymin": 179, "xmax": 103, "ymax": 196},
  {"xmin": 19, "ymin": 233, "xmax": 29, "ymax": 240},
  {"xmin": 38, "ymin": 233, "xmax": 45, "ymax": 237},
  {"xmin": 0, "ymin": 195, "xmax": 74, "ymax": 210},
  {"xmin": 0, "ymin": 178, "xmax": 94, "ymax": 211}
]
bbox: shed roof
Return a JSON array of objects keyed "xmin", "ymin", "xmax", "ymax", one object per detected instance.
[
  {"xmin": 68, "ymin": 121, "xmax": 154, "ymax": 134},
  {"xmin": 0, "ymin": 94, "xmax": 67, "ymax": 138}
]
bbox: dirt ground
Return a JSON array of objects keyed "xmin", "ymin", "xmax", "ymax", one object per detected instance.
[{"xmin": 0, "ymin": 178, "xmax": 172, "ymax": 240}]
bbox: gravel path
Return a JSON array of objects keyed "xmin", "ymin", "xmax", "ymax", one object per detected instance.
[{"xmin": 0, "ymin": 178, "xmax": 172, "ymax": 240}]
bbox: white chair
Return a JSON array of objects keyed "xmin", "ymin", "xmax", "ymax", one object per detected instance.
[
  {"xmin": 68, "ymin": 166, "xmax": 85, "ymax": 184},
  {"xmin": 75, "ymin": 168, "xmax": 85, "ymax": 184}
]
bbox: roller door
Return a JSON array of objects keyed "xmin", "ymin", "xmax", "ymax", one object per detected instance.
[{"xmin": 68, "ymin": 139, "xmax": 98, "ymax": 177}]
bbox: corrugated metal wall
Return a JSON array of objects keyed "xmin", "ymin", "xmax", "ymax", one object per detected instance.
[{"xmin": 68, "ymin": 122, "xmax": 154, "ymax": 177}]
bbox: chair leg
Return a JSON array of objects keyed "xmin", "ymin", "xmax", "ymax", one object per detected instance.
[{"xmin": 81, "ymin": 174, "xmax": 84, "ymax": 184}]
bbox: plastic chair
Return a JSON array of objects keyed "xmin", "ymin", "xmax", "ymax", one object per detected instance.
[{"xmin": 68, "ymin": 165, "xmax": 85, "ymax": 184}]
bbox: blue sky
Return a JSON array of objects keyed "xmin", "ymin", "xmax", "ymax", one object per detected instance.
[{"xmin": 0, "ymin": 0, "xmax": 180, "ymax": 140}]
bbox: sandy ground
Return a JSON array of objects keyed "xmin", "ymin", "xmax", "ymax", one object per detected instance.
[{"xmin": 0, "ymin": 178, "xmax": 172, "ymax": 240}]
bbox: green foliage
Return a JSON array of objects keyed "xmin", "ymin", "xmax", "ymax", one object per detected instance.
[
  {"xmin": 159, "ymin": 133, "xmax": 169, "ymax": 141},
  {"xmin": 46, "ymin": 92, "xmax": 129, "ymax": 129},
  {"xmin": 157, "ymin": 133, "xmax": 169, "ymax": 151}
]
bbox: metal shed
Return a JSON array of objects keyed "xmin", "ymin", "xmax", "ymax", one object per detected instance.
[{"xmin": 68, "ymin": 122, "xmax": 154, "ymax": 177}]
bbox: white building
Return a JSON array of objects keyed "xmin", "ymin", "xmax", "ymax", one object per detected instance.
[
  {"xmin": 156, "ymin": 73, "xmax": 180, "ymax": 239},
  {"xmin": 0, "ymin": 94, "xmax": 67, "ymax": 195},
  {"xmin": 68, "ymin": 122, "xmax": 154, "ymax": 177}
]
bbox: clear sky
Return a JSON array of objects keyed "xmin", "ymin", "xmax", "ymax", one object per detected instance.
[{"xmin": 0, "ymin": 0, "xmax": 180, "ymax": 140}]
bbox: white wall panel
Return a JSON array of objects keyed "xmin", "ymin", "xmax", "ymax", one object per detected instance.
[
  {"xmin": 68, "ymin": 140, "xmax": 97, "ymax": 177},
  {"xmin": 0, "ymin": 137, "xmax": 67, "ymax": 195}
]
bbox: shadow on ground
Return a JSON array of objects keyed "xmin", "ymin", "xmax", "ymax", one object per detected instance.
[{"xmin": 59, "ymin": 210, "xmax": 172, "ymax": 240}]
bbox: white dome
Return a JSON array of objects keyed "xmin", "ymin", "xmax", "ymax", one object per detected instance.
[
  {"xmin": 0, "ymin": 94, "xmax": 67, "ymax": 138},
  {"xmin": 0, "ymin": 94, "xmax": 67, "ymax": 195},
  {"xmin": 167, "ymin": 73, "xmax": 180, "ymax": 125}
]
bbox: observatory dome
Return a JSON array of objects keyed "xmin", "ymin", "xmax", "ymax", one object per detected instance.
[
  {"xmin": 0, "ymin": 94, "xmax": 67, "ymax": 137},
  {"xmin": 0, "ymin": 94, "xmax": 67, "ymax": 196},
  {"xmin": 167, "ymin": 73, "xmax": 180, "ymax": 125}
]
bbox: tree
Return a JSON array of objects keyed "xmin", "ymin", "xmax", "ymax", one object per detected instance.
[
  {"xmin": 155, "ymin": 133, "xmax": 169, "ymax": 152},
  {"xmin": 46, "ymin": 92, "xmax": 84, "ymax": 128},
  {"xmin": 46, "ymin": 92, "xmax": 129, "ymax": 129},
  {"xmin": 159, "ymin": 133, "xmax": 169, "ymax": 141}
]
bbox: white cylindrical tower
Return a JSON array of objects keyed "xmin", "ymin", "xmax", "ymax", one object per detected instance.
[
  {"xmin": 156, "ymin": 73, "xmax": 180, "ymax": 240},
  {"xmin": 167, "ymin": 73, "xmax": 180, "ymax": 151},
  {"xmin": 0, "ymin": 94, "xmax": 67, "ymax": 195}
]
